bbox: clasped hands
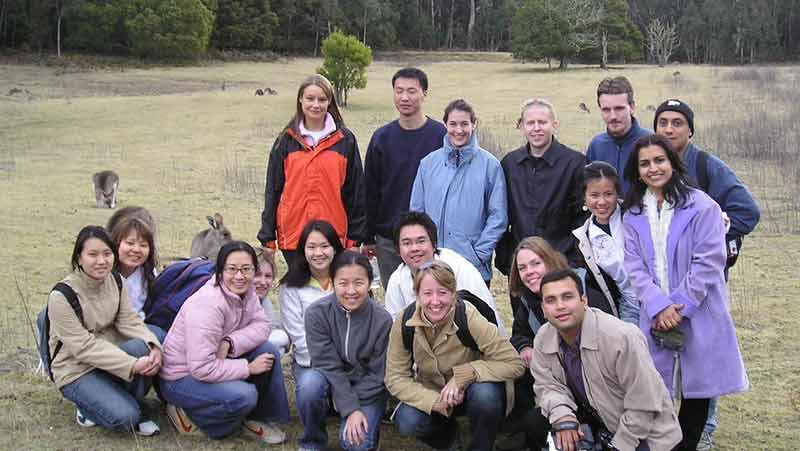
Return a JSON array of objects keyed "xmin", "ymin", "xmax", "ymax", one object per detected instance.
[{"xmin": 431, "ymin": 378, "xmax": 469, "ymax": 416}]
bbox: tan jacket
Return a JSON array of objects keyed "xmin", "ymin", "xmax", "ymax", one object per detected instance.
[
  {"xmin": 385, "ymin": 301, "xmax": 524, "ymax": 416},
  {"xmin": 48, "ymin": 270, "xmax": 160, "ymax": 388},
  {"xmin": 532, "ymin": 308, "xmax": 681, "ymax": 451}
]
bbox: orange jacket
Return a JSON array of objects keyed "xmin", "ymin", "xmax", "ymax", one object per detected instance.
[{"xmin": 258, "ymin": 126, "xmax": 366, "ymax": 251}]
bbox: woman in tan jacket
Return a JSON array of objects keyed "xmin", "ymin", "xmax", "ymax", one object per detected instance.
[
  {"xmin": 48, "ymin": 226, "xmax": 162, "ymax": 435},
  {"xmin": 385, "ymin": 261, "xmax": 524, "ymax": 451}
]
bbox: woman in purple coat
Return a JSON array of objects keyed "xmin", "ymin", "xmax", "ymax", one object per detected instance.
[{"xmin": 621, "ymin": 135, "xmax": 748, "ymax": 451}]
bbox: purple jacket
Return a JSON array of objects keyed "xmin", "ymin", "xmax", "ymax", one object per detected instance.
[
  {"xmin": 161, "ymin": 278, "xmax": 271, "ymax": 382},
  {"xmin": 623, "ymin": 189, "xmax": 748, "ymax": 398}
]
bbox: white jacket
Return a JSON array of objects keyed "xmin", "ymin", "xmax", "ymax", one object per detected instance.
[
  {"xmin": 384, "ymin": 248, "xmax": 507, "ymax": 335},
  {"xmin": 279, "ymin": 280, "xmax": 332, "ymax": 367}
]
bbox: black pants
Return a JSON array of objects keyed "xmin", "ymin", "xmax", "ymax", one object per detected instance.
[
  {"xmin": 509, "ymin": 373, "xmax": 550, "ymax": 450},
  {"xmin": 676, "ymin": 398, "xmax": 710, "ymax": 451},
  {"xmin": 281, "ymin": 249, "xmax": 298, "ymax": 270}
]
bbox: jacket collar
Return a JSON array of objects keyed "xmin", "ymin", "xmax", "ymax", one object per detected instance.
[
  {"xmin": 442, "ymin": 132, "xmax": 479, "ymax": 167},
  {"xmin": 611, "ymin": 117, "xmax": 644, "ymax": 145},
  {"xmin": 512, "ymin": 137, "xmax": 564, "ymax": 167},
  {"xmin": 540, "ymin": 307, "xmax": 600, "ymax": 354},
  {"xmin": 75, "ymin": 268, "xmax": 107, "ymax": 290}
]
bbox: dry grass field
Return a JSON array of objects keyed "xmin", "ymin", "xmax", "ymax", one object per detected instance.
[{"xmin": 0, "ymin": 55, "xmax": 798, "ymax": 450}]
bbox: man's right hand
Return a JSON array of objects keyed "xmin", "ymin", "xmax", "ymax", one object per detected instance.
[{"xmin": 553, "ymin": 416, "xmax": 584, "ymax": 451}]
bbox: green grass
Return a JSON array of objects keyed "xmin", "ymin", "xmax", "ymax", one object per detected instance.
[{"xmin": 0, "ymin": 57, "xmax": 798, "ymax": 450}]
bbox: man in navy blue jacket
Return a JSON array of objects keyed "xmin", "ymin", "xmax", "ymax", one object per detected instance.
[
  {"xmin": 363, "ymin": 68, "xmax": 446, "ymax": 288},
  {"xmin": 586, "ymin": 76, "xmax": 651, "ymax": 195}
]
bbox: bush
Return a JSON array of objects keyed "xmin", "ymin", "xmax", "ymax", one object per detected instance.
[
  {"xmin": 212, "ymin": 0, "xmax": 278, "ymax": 50},
  {"xmin": 318, "ymin": 32, "xmax": 372, "ymax": 107},
  {"xmin": 126, "ymin": 0, "xmax": 214, "ymax": 58}
]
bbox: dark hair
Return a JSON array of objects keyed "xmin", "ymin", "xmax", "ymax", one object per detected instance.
[
  {"xmin": 596, "ymin": 76, "xmax": 635, "ymax": 106},
  {"xmin": 330, "ymin": 250, "xmax": 373, "ymax": 282},
  {"xmin": 581, "ymin": 161, "xmax": 623, "ymax": 199},
  {"xmin": 214, "ymin": 241, "xmax": 259, "ymax": 286},
  {"xmin": 540, "ymin": 269, "xmax": 584, "ymax": 297},
  {"xmin": 280, "ymin": 219, "xmax": 344, "ymax": 287},
  {"xmin": 285, "ymin": 74, "xmax": 344, "ymax": 133},
  {"xmin": 392, "ymin": 67, "xmax": 429, "ymax": 92},
  {"xmin": 109, "ymin": 216, "xmax": 158, "ymax": 295},
  {"xmin": 393, "ymin": 211, "xmax": 439, "ymax": 251},
  {"xmin": 71, "ymin": 225, "xmax": 118, "ymax": 272},
  {"xmin": 443, "ymin": 98, "xmax": 477, "ymax": 124},
  {"xmin": 623, "ymin": 134, "xmax": 693, "ymax": 213}
]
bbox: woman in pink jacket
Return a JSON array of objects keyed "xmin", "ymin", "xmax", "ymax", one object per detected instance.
[{"xmin": 159, "ymin": 241, "xmax": 290, "ymax": 443}]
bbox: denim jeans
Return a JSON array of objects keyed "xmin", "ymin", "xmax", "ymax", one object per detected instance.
[
  {"xmin": 703, "ymin": 397, "xmax": 719, "ymax": 435},
  {"xmin": 293, "ymin": 363, "xmax": 386, "ymax": 451},
  {"xmin": 618, "ymin": 298, "xmax": 641, "ymax": 325},
  {"xmin": 60, "ymin": 338, "xmax": 153, "ymax": 432},
  {"xmin": 145, "ymin": 323, "xmax": 167, "ymax": 343},
  {"xmin": 394, "ymin": 381, "xmax": 505, "ymax": 451},
  {"xmin": 159, "ymin": 341, "xmax": 290, "ymax": 438}
]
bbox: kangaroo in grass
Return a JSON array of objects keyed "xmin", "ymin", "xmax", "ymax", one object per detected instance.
[
  {"xmin": 190, "ymin": 213, "xmax": 232, "ymax": 261},
  {"xmin": 92, "ymin": 170, "xmax": 119, "ymax": 208}
]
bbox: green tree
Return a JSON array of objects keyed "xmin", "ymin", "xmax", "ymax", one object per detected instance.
[
  {"xmin": 126, "ymin": 0, "xmax": 214, "ymax": 58},
  {"xmin": 317, "ymin": 31, "xmax": 372, "ymax": 106},
  {"xmin": 596, "ymin": 0, "xmax": 642, "ymax": 67},
  {"xmin": 212, "ymin": 0, "xmax": 278, "ymax": 49}
]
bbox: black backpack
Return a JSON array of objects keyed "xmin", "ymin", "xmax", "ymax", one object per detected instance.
[
  {"xmin": 401, "ymin": 289, "xmax": 498, "ymax": 354},
  {"xmin": 37, "ymin": 272, "xmax": 123, "ymax": 382},
  {"xmin": 695, "ymin": 149, "xmax": 742, "ymax": 269}
]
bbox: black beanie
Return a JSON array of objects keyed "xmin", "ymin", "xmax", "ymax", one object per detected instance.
[{"xmin": 654, "ymin": 99, "xmax": 695, "ymax": 136}]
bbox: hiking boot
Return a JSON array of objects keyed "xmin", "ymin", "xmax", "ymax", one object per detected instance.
[
  {"xmin": 134, "ymin": 420, "xmax": 160, "ymax": 436},
  {"xmin": 696, "ymin": 430, "xmax": 714, "ymax": 451},
  {"xmin": 165, "ymin": 404, "xmax": 203, "ymax": 436},
  {"xmin": 242, "ymin": 419, "xmax": 286, "ymax": 444},
  {"xmin": 76, "ymin": 409, "xmax": 96, "ymax": 427}
]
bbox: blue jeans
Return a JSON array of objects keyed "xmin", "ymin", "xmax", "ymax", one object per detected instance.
[
  {"xmin": 60, "ymin": 338, "xmax": 153, "ymax": 432},
  {"xmin": 394, "ymin": 382, "xmax": 505, "ymax": 451},
  {"xmin": 293, "ymin": 363, "xmax": 386, "ymax": 450},
  {"xmin": 145, "ymin": 323, "xmax": 167, "ymax": 343},
  {"xmin": 619, "ymin": 298, "xmax": 641, "ymax": 325},
  {"xmin": 703, "ymin": 397, "xmax": 719, "ymax": 435},
  {"xmin": 159, "ymin": 341, "xmax": 290, "ymax": 438}
]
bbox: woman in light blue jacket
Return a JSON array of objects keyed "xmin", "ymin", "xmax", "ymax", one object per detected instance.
[{"xmin": 410, "ymin": 99, "xmax": 507, "ymax": 283}]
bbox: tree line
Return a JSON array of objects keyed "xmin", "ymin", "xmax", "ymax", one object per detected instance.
[{"xmin": 0, "ymin": 0, "xmax": 798, "ymax": 64}]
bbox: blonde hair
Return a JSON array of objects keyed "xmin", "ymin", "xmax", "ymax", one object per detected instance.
[
  {"xmin": 517, "ymin": 97, "xmax": 558, "ymax": 127},
  {"xmin": 508, "ymin": 236, "xmax": 569, "ymax": 297},
  {"xmin": 413, "ymin": 261, "xmax": 457, "ymax": 295}
]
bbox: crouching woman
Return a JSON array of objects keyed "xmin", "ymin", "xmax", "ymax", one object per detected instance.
[
  {"xmin": 299, "ymin": 250, "xmax": 393, "ymax": 451},
  {"xmin": 385, "ymin": 261, "xmax": 524, "ymax": 451},
  {"xmin": 159, "ymin": 241, "xmax": 290, "ymax": 443},
  {"xmin": 49, "ymin": 225, "xmax": 163, "ymax": 435}
]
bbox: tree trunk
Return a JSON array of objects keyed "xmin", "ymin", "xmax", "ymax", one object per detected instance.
[
  {"xmin": 467, "ymin": 0, "xmax": 475, "ymax": 49},
  {"xmin": 362, "ymin": 6, "xmax": 367, "ymax": 45},
  {"xmin": 430, "ymin": 0, "xmax": 435, "ymax": 38},
  {"xmin": 600, "ymin": 30, "xmax": 608, "ymax": 69},
  {"xmin": 56, "ymin": 0, "xmax": 62, "ymax": 57},
  {"xmin": 559, "ymin": 56, "xmax": 568, "ymax": 70},
  {"xmin": 446, "ymin": 0, "xmax": 455, "ymax": 48}
]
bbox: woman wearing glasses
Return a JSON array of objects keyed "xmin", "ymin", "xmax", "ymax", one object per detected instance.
[{"xmin": 159, "ymin": 241, "xmax": 290, "ymax": 444}]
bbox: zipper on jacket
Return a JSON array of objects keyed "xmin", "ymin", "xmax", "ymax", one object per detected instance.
[{"xmin": 344, "ymin": 310, "xmax": 351, "ymax": 363}]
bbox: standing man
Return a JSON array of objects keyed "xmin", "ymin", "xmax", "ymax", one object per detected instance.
[
  {"xmin": 363, "ymin": 68, "xmax": 447, "ymax": 288},
  {"xmin": 586, "ymin": 76, "xmax": 651, "ymax": 195},
  {"xmin": 654, "ymin": 98, "xmax": 760, "ymax": 451},
  {"xmin": 532, "ymin": 269, "xmax": 682, "ymax": 451},
  {"xmin": 498, "ymin": 98, "xmax": 586, "ymax": 274}
]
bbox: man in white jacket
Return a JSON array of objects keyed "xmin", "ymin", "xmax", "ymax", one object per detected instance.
[{"xmin": 384, "ymin": 211, "xmax": 506, "ymax": 335}]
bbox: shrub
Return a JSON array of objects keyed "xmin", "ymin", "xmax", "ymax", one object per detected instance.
[
  {"xmin": 318, "ymin": 32, "xmax": 372, "ymax": 107},
  {"xmin": 126, "ymin": 0, "xmax": 214, "ymax": 58}
]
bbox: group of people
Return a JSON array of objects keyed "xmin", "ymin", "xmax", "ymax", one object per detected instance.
[{"xmin": 43, "ymin": 68, "xmax": 759, "ymax": 451}]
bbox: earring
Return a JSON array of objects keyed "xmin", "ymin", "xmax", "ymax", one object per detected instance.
[{"xmin": 582, "ymin": 205, "xmax": 588, "ymax": 211}]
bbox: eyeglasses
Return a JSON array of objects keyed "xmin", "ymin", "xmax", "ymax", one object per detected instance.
[{"xmin": 223, "ymin": 265, "xmax": 255, "ymax": 276}]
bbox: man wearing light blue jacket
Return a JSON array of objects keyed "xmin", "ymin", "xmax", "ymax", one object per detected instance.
[{"xmin": 410, "ymin": 99, "xmax": 507, "ymax": 283}]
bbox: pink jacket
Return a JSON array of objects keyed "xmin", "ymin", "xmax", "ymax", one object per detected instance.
[{"xmin": 160, "ymin": 278, "xmax": 271, "ymax": 382}]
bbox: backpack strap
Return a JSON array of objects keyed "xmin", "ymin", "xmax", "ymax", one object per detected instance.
[
  {"xmin": 453, "ymin": 300, "xmax": 480, "ymax": 353},
  {"xmin": 48, "ymin": 283, "xmax": 85, "ymax": 381},
  {"xmin": 695, "ymin": 149, "xmax": 711, "ymax": 193},
  {"xmin": 401, "ymin": 302, "xmax": 416, "ymax": 352}
]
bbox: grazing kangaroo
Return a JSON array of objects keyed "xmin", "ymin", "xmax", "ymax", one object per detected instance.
[
  {"xmin": 578, "ymin": 102, "xmax": 591, "ymax": 114},
  {"xmin": 190, "ymin": 213, "xmax": 232, "ymax": 260},
  {"xmin": 92, "ymin": 170, "xmax": 119, "ymax": 208}
]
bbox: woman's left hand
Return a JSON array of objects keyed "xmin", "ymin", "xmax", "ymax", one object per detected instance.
[
  {"xmin": 654, "ymin": 304, "xmax": 684, "ymax": 331},
  {"xmin": 439, "ymin": 378, "xmax": 466, "ymax": 408},
  {"xmin": 343, "ymin": 410, "xmax": 369, "ymax": 447}
]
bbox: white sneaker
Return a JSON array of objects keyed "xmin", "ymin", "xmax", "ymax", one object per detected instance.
[
  {"xmin": 243, "ymin": 420, "xmax": 286, "ymax": 444},
  {"xmin": 76, "ymin": 409, "xmax": 96, "ymax": 427},
  {"xmin": 134, "ymin": 420, "xmax": 160, "ymax": 436}
]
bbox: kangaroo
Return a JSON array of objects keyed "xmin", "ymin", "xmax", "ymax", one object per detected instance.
[
  {"xmin": 92, "ymin": 170, "xmax": 119, "ymax": 209},
  {"xmin": 578, "ymin": 102, "xmax": 591, "ymax": 114},
  {"xmin": 190, "ymin": 213, "xmax": 233, "ymax": 260}
]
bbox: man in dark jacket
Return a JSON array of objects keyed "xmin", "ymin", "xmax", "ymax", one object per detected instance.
[
  {"xmin": 586, "ymin": 76, "xmax": 651, "ymax": 195},
  {"xmin": 498, "ymin": 98, "xmax": 587, "ymax": 274},
  {"xmin": 363, "ymin": 68, "xmax": 447, "ymax": 288}
]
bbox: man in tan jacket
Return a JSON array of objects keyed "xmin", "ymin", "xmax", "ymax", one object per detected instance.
[{"xmin": 532, "ymin": 269, "xmax": 681, "ymax": 451}]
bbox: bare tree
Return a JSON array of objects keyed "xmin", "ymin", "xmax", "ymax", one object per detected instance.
[
  {"xmin": 647, "ymin": 18, "xmax": 679, "ymax": 67},
  {"xmin": 467, "ymin": 0, "xmax": 476, "ymax": 49}
]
